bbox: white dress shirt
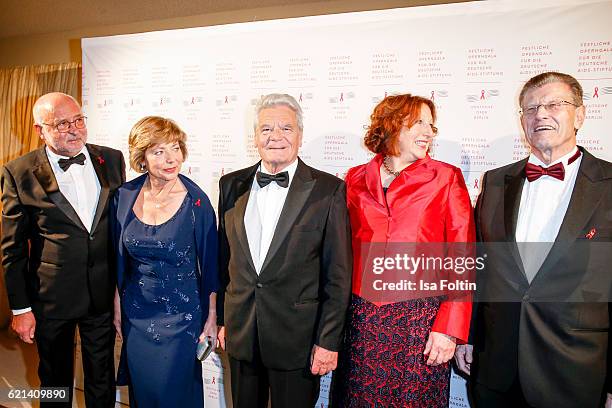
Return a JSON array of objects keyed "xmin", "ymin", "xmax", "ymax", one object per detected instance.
[
  {"xmin": 45, "ymin": 146, "xmax": 101, "ymax": 232},
  {"xmin": 515, "ymin": 147, "xmax": 581, "ymax": 282},
  {"xmin": 13, "ymin": 146, "xmax": 101, "ymax": 315},
  {"xmin": 244, "ymin": 159, "xmax": 298, "ymax": 274}
]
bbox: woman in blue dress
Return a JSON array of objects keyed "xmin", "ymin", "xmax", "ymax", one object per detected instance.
[{"xmin": 111, "ymin": 116, "xmax": 219, "ymax": 407}]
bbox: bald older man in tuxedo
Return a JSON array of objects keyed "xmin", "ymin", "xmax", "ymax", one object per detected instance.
[{"xmin": 1, "ymin": 92, "xmax": 125, "ymax": 407}]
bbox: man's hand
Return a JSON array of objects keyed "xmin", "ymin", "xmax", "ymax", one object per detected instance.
[
  {"xmin": 11, "ymin": 311, "xmax": 36, "ymax": 344},
  {"xmin": 605, "ymin": 393, "xmax": 612, "ymax": 408},
  {"xmin": 454, "ymin": 344, "xmax": 474, "ymax": 375},
  {"xmin": 424, "ymin": 331, "xmax": 456, "ymax": 366},
  {"xmin": 217, "ymin": 326, "xmax": 226, "ymax": 351},
  {"xmin": 310, "ymin": 345, "xmax": 338, "ymax": 376}
]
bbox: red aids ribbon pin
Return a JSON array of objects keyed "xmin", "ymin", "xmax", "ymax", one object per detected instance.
[{"xmin": 585, "ymin": 228, "xmax": 596, "ymax": 239}]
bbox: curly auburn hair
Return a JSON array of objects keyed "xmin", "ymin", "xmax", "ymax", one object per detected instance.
[{"xmin": 364, "ymin": 94, "xmax": 436, "ymax": 156}]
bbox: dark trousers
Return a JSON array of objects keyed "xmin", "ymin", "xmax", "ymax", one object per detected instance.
[
  {"xmin": 35, "ymin": 311, "xmax": 115, "ymax": 408},
  {"xmin": 472, "ymin": 376, "xmax": 533, "ymax": 408},
  {"xmin": 229, "ymin": 347, "xmax": 320, "ymax": 408}
]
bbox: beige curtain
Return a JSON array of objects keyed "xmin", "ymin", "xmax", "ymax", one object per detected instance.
[
  {"xmin": 0, "ymin": 62, "xmax": 81, "ymax": 328},
  {"xmin": 0, "ymin": 62, "xmax": 81, "ymax": 165}
]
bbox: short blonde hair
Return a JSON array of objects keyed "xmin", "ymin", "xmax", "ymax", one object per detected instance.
[{"xmin": 128, "ymin": 116, "xmax": 188, "ymax": 173}]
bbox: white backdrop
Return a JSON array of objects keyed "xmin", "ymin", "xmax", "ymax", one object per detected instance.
[{"xmin": 80, "ymin": 0, "xmax": 612, "ymax": 406}]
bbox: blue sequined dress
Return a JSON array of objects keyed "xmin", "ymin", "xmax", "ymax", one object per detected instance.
[{"xmin": 121, "ymin": 195, "xmax": 203, "ymax": 407}]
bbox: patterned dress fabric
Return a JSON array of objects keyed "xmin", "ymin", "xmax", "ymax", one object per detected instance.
[
  {"xmin": 121, "ymin": 195, "xmax": 204, "ymax": 408},
  {"xmin": 336, "ymin": 295, "xmax": 448, "ymax": 408}
]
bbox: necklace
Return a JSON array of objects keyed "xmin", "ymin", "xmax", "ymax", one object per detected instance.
[
  {"xmin": 382, "ymin": 156, "xmax": 400, "ymax": 177},
  {"xmin": 148, "ymin": 177, "xmax": 178, "ymax": 209}
]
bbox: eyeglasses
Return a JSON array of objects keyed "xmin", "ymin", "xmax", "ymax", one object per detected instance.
[
  {"xmin": 414, "ymin": 119, "xmax": 438, "ymax": 135},
  {"xmin": 41, "ymin": 116, "xmax": 87, "ymax": 133},
  {"xmin": 518, "ymin": 101, "xmax": 579, "ymax": 117}
]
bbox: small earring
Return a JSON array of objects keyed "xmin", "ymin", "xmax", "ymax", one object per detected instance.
[{"xmin": 140, "ymin": 163, "xmax": 146, "ymax": 171}]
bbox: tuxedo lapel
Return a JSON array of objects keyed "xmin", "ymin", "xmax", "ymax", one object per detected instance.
[
  {"xmin": 32, "ymin": 148, "xmax": 87, "ymax": 231},
  {"xmin": 503, "ymin": 160, "xmax": 528, "ymax": 281},
  {"xmin": 260, "ymin": 159, "xmax": 315, "ymax": 274},
  {"xmin": 534, "ymin": 149, "xmax": 605, "ymax": 281},
  {"xmin": 232, "ymin": 165, "xmax": 258, "ymax": 274},
  {"xmin": 88, "ymin": 144, "xmax": 110, "ymax": 233}
]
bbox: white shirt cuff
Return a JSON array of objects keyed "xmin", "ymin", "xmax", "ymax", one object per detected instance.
[{"xmin": 12, "ymin": 307, "xmax": 32, "ymax": 315}]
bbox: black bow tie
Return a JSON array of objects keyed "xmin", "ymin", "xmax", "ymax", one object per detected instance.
[
  {"xmin": 58, "ymin": 153, "xmax": 86, "ymax": 171},
  {"xmin": 256, "ymin": 171, "xmax": 289, "ymax": 188}
]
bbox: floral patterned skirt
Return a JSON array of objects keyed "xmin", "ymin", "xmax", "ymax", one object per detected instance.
[{"xmin": 334, "ymin": 295, "xmax": 450, "ymax": 408}]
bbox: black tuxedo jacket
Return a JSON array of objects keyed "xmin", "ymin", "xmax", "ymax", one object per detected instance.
[
  {"xmin": 472, "ymin": 147, "xmax": 611, "ymax": 408},
  {"xmin": 1, "ymin": 144, "xmax": 125, "ymax": 319},
  {"xmin": 217, "ymin": 158, "xmax": 352, "ymax": 371}
]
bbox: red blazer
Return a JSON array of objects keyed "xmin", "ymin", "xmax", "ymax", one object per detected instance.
[{"xmin": 345, "ymin": 154, "xmax": 475, "ymax": 342}]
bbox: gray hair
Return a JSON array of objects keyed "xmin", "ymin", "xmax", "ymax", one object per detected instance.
[
  {"xmin": 253, "ymin": 93, "xmax": 303, "ymax": 131},
  {"xmin": 519, "ymin": 71, "xmax": 583, "ymax": 107}
]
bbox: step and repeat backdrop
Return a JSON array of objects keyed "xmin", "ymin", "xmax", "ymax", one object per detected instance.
[{"xmin": 80, "ymin": 0, "xmax": 612, "ymax": 406}]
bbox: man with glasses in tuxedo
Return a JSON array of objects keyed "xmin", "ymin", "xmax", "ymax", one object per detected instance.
[
  {"xmin": 1, "ymin": 92, "xmax": 125, "ymax": 407},
  {"xmin": 454, "ymin": 72, "xmax": 612, "ymax": 407}
]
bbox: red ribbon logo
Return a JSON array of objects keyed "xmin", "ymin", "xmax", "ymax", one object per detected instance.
[
  {"xmin": 431, "ymin": 90, "xmax": 435, "ymax": 101},
  {"xmin": 585, "ymin": 228, "xmax": 596, "ymax": 239},
  {"xmin": 480, "ymin": 90, "xmax": 485, "ymax": 100},
  {"xmin": 97, "ymin": 156, "xmax": 105, "ymax": 165},
  {"xmin": 594, "ymin": 87, "xmax": 599, "ymax": 98},
  {"xmin": 195, "ymin": 199, "xmax": 201, "ymax": 207}
]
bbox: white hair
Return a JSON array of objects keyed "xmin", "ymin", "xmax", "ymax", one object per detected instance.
[{"xmin": 253, "ymin": 93, "xmax": 303, "ymax": 131}]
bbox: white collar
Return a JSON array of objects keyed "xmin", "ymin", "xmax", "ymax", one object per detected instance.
[
  {"xmin": 528, "ymin": 146, "xmax": 579, "ymax": 168},
  {"xmin": 258, "ymin": 158, "xmax": 299, "ymax": 180},
  {"xmin": 45, "ymin": 145, "xmax": 88, "ymax": 161}
]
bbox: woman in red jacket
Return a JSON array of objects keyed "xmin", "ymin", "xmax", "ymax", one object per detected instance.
[{"xmin": 337, "ymin": 94, "xmax": 475, "ymax": 407}]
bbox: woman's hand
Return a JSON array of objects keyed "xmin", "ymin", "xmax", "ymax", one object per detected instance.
[
  {"xmin": 113, "ymin": 288, "xmax": 122, "ymax": 341},
  {"xmin": 199, "ymin": 314, "xmax": 218, "ymax": 346},
  {"xmin": 424, "ymin": 331, "xmax": 456, "ymax": 366}
]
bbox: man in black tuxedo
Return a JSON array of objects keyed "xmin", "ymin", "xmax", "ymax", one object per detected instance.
[
  {"xmin": 454, "ymin": 72, "xmax": 612, "ymax": 407},
  {"xmin": 1, "ymin": 92, "xmax": 125, "ymax": 407},
  {"xmin": 216, "ymin": 93, "xmax": 352, "ymax": 408}
]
